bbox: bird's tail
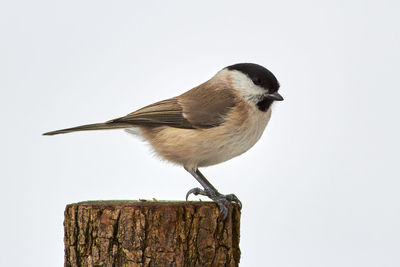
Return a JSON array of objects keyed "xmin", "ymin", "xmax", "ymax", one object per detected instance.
[{"xmin": 42, "ymin": 122, "xmax": 133, "ymax": 136}]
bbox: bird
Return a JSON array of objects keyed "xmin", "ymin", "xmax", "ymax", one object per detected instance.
[{"xmin": 43, "ymin": 63, "xmax": 283, "ymax": 219}]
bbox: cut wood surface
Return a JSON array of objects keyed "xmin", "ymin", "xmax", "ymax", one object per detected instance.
[{"xmin": 64, "ymin": 200, "xmax": 241, "ymax": 267}]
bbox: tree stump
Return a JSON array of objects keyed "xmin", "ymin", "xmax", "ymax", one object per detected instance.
[{"xmin": 64, "ymin": 200, "xmax": 241, "ymax": 267}]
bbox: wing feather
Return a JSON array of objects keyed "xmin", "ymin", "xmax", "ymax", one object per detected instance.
[
  {"xmin": 110, "ymin": 81, "xmax": 237, "ymax": 129},
  {"xmin": 179, "ymin": 81, "xmax": 237, "ymax": 128},
  {"xmin": 109, "ymin": 98, "xmax": 194, "ymax": 128}
]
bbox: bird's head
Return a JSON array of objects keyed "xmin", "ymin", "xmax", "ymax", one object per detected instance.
[{"xmin": 224, "ymin": 63, "xmax": 283, "ymax": 111}]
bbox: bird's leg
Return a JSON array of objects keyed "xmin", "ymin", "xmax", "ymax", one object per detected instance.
[{"xmin": 185, "ymin": 168, "xmax": 242, "ymax": 219}]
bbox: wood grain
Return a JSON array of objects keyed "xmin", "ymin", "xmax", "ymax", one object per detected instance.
[{"xmin": 64, "ymin": 200, "xmax": 241, "ymax": 267}]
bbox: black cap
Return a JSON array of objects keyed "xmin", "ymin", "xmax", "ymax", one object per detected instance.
[{"xmin": 227, "ymin": 63, "xmax": 280, "ymax": 92}]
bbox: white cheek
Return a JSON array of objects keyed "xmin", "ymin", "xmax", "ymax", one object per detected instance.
[{"xmin": 230, "ymin": 70, "xmax": 265, "ymax": 103}]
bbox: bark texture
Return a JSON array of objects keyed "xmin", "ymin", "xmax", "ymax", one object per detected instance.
[{"xmin": 64, "ymin": 200, "xmax": 241, "ymax": 267}]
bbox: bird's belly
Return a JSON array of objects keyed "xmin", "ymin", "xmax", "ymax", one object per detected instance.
[
  {"xmin": 133, "ymin": 104, "xmax": 271, "ymax": 169},
  {"xmin": 137, "ymin": 107, "xmax": 272, "ymax": 170},
  {"xmin": 198, "ymin": 107, "xmax": 272, "ymax": 167}
]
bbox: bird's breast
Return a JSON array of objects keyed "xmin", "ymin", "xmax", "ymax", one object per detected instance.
[
  {"xmin": 136, "ymin": 103, "xmax": 272, "ymax": 169},
  {"xmin": 215, "ymin": 104, "xmax": 272, "ymax": 162}
]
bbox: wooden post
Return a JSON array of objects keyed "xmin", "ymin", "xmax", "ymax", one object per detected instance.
[{"xmin": 64, "ymin": 201, "xmax": 241, "ymax": 267}]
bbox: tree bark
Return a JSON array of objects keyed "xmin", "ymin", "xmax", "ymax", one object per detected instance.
[{"xmin": 64, "ymin": 200, "xmax": 241, "ymax": 267}]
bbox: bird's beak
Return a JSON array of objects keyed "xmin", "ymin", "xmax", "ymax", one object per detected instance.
[{"xmin": 266, "ymin": 92, "xmax": 284, "ymax": 101}]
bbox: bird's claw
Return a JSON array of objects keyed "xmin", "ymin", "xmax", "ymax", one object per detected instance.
[
  {"xmin": 185, "ymin": 188, "xmax": 242, "ymax": 219},
  {"xmin": 224, "ymin": 193, "xmax": 242, "ymax": 210},
  {"xmin": 185, "ymin": 187, "xmax": 206, "ymax": 200},
  {"xmin": 216, "ymin": 198, "xmax": 229, "ymax": 220}
]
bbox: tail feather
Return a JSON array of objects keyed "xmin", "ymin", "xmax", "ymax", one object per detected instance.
[{"xmin": 42, "ymin": 122, "xmax": 133, "ymax": 136}]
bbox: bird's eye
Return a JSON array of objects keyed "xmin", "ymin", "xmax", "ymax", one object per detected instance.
[{"xmin": 252, "ymin": 77, "xmax": 262, "ymax": 86}]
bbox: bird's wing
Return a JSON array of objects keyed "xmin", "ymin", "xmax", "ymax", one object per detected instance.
[
  {"xmin": 110, "ymin": 84, "xmax": 237, "ymax": 129},
  {"xmin": 42, "ymin": 84, "xmax": 238, "ymax": 135},
  {"xmin": 178, "ymin": 83, "xmax": 237, "ymax": 128},
  {"xmin": 109, "ymin": 98, "xmax": 194, "ymax": 128}
]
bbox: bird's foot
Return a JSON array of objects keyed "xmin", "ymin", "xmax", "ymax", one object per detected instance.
[{"xmin": 185, "ymin": 187, "xmax": 242, "ymax": 219}]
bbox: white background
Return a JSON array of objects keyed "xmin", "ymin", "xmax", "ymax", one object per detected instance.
[{"xmin": 1, "ymin": 1, "xmax": 399, "ymax": 266}]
